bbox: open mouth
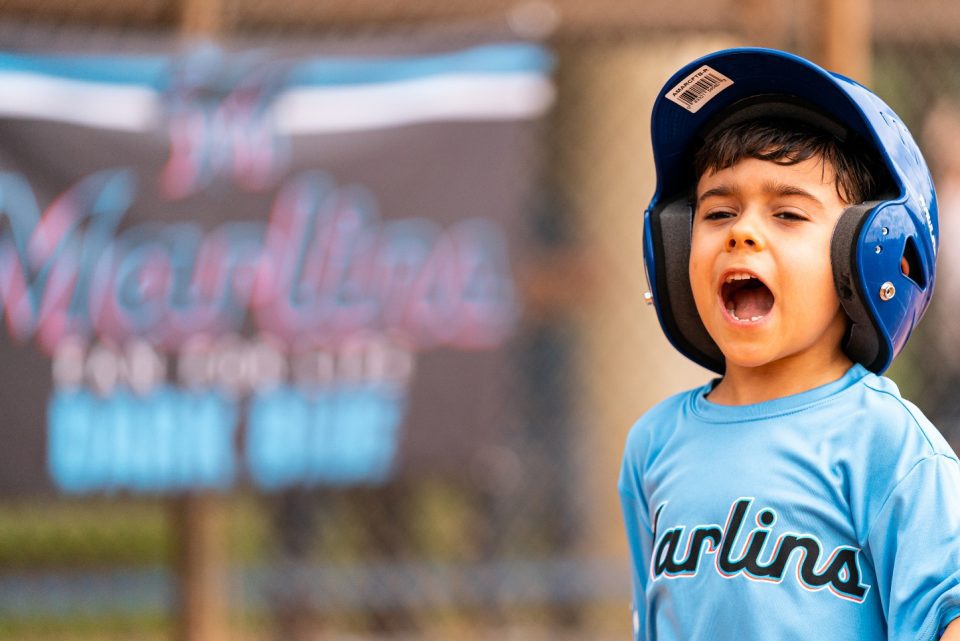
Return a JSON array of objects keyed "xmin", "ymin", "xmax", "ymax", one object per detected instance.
[{"xmin": 721, "ymin": 273, "xmax": 775, "ymax": 323}]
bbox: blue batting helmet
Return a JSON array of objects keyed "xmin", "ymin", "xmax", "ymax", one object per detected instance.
[{"xmin": 643, "ymin": 47, "xmax": 938, "ymax": 374}]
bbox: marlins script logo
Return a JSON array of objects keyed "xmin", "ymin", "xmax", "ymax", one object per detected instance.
[{"xmin": 651, "ymin": 498, "xmax": 870, "ymax": 603}]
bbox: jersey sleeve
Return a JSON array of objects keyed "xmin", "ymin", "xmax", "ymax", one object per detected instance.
[
  {"xmin": 866, "ymin": 454, "xmax": 960, "ymax": 641},
  {"xmin": 619, "ymin": 419, "xmax": 654, "ymax": 641},
  {"xmin": 620, "ymin": 484, "xmax": 652, "ymax": 641}
]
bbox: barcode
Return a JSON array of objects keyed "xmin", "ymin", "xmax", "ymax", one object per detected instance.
[
  {"xmin": 665, "ymin": 66, "xmax": 733, "ymax": 113},
  {"xmin": 676, "ymin": 73, "xmax": 726, "ymax": 108}
]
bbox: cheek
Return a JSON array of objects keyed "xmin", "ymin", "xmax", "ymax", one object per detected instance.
[
  {"xmin": 688, "ymin": 240, "xmax": 714, "ymax": 302},
  {"xmin": 778, "ymin": 247, "xmax": 839, "ymax": 313}
]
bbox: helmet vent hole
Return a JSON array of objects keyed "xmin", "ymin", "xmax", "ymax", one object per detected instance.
[{"xmin": 901, "ymin": 236, "xmax": 927, "ymax": 289}]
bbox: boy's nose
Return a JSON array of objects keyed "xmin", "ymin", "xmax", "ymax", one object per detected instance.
[
  {"xmin": 727, "ymin": 236, "xmax": 759, "ymax": 249},
  {"xmin": 726, "ymin": 221, "xmax": 764, "ymax": 251}
]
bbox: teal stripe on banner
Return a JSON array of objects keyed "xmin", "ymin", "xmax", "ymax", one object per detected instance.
[
  {"xmin": 286, "ymin": 43, "xmax": 554, "ymax": 87},
  {"xmin": 0, "ymin": 52, "xmax": 169, "ymax": 87},
  {"xmin": 0, "ymin": 42, "xmax": 552, "ymax": 89}
]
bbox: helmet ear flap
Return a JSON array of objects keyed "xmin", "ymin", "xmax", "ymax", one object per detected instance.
[
  {"xmin": 645, "ymin": 198, "xmax": 725, "ymax": 373},
  {"xmin": 831, "ymin": 202, "xmax": 888, "ymax": 372}
]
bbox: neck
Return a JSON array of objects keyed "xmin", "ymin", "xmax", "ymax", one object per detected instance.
[{"xmin": 708, "ymin": 350, "xmax": 854, "ymax": 406}]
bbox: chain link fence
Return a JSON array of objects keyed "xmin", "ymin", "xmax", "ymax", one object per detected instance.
[
  {"xmin": 0, "ymin": 2, "xmax": 958, "ymax": 640},
  {"xmin": 873, "ymin": 39, "xmax": 960, "ymax": 451}
]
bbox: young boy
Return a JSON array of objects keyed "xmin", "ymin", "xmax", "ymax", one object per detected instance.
[{"xmin": 620, "ymin": 48, "xmax": 960, "ymax": 640}]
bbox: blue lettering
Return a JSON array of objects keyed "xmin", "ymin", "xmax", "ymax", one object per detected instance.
[
  {"xmin": 246, "ymin": 388, "xmax": 310, "ymax": 489},
  {"xmin": 247, "ymin": 384, "xmax": 404, "ymax": 489},
  {"xmin": 46, "ymin": 387, "xmax": 237, "ymax": 493}
]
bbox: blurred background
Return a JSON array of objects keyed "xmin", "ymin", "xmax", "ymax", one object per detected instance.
[{"xmin": 0, "ymin": 0, "xmax": 958, "ymax": 639}]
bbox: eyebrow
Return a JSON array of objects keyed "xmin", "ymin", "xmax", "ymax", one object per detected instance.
[
  {"xmin": 697, "ymin": 185, "xmax": 734, "ymax": 205},
  {"xmin": 696, "ymin": 181, "xmax": 824, "ymax": 207},
  {"xmin": 765, "ymin": 181, "xmax": 823, "ymax": 204}
]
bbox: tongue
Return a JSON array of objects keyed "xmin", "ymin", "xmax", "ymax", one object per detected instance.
[{"xmin": 732, "ymin": 285, "xmax": 774, "ymax": 319}]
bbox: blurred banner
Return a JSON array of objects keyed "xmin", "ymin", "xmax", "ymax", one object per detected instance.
[{"xmin": 0, "ymin": 40, "xmax": 554, "ymax": 496}]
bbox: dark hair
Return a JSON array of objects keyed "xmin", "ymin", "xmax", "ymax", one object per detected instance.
[{"xmin": 693, "ymin": 118, "xmax": 889, "ymax": 204}]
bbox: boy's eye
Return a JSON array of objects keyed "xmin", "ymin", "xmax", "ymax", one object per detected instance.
[
  {"xmin": 701, "ymin": 210, "xmax": 735, "ymax": 221},
  {"xmin": 774, "ymin": 210, "xmax": 808, "ymax": 221}
]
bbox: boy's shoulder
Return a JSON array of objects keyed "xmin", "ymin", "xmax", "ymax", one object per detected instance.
[
  {"xmin": 621, "ymin": 384, "xmax": 704, "ymax": 458},
  {"xmin": 854, "ymin": 371, "xmax": 957, "ymax": 463},
  {"xmin": 620, "ymin": 387, "xmax": 700, "ymax": 497}
]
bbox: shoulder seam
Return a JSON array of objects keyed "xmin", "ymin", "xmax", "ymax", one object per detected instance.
[
  {"xmin": 862, "ymin": 453, "xmax": 958, "ymax": 546},
  {"xmin": 862, "ymin": 380, "xmax": 937, "ymax": 453}
]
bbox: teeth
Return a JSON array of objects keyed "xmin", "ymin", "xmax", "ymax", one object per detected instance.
[
  {"xmin": 724, "ymin": 272, "xmax": 757, "ymax": 283},
  {"xmin": 726, "ymin": 308, "xmax": 765, "ymax": 323}
]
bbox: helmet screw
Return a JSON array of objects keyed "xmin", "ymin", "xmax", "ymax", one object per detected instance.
[
  {"xmin": 881, "ymin": 227, "xmax": 889, "ymax": 236},
  {"xmin": 875, "ymin": 245, "xmax": 882, "ymax": 254},
  {"xmin": 643, "ymin": 291, "xmax": 654, "ymax": 305},
  {"xmin": 879, "ymin": 282, "xmax": 896, "ymax": 301}
]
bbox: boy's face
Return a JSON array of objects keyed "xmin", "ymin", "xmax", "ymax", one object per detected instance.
[{"xmin": 689, "ymin": 155, "xmax": 849, "ymax": 371}]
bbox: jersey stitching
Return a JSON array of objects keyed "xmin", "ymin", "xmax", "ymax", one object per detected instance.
[
  {"xmin": 688, "ymin": 376, "xmax": 868, "ymax": 424},
  {"xmin": 862, "ymin": 380, "xmax": 938, "ymax": 453},
  {"xmin": 862, "ymin": 453, "xmax": 956, "ymax": 546},
  {"xmin": 932, "ymin": 603, "xmax": 960, "ymax": 641},
  {"xmin": 690, "ymin": 394, "xmax": 850, "ymax": 424}
]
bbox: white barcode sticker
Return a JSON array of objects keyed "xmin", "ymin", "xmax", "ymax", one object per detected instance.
[{"xmin": 665, "ymin": 65, "xmax": 733, "ymax": 113}]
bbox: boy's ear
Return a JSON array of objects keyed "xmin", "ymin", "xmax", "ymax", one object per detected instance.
[{"xmin": 644, "ymin": 197, "xmax": 725, "ymax": 373}]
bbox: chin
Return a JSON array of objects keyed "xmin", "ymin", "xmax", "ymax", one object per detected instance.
[{"xmin": 714, "ymin": 344, "xmax": 779, "ymax": 370}]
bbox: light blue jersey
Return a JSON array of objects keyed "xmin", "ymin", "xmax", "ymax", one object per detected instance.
[{"xmin": 619, "ymin": 365, "xmax": 960, "ymax": 640}]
